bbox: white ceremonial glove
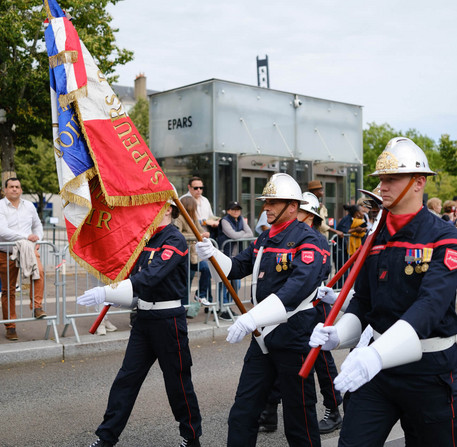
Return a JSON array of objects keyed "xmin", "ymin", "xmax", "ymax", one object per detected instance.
[
  {"xmin": 77, "ymin": 287, "xmax": 106, "ymax": 307},
  {"xmin": 226, "ymin": 312, "xmax": 257, "ymax": 344},
  {"xmin": 195, "ymin": 237, "xmax": 216, "ymax": 260},
  {"xmin": 317, "ymin": 286, "xmax": 337, "ymax": 305},
  {"xmin": 334, "ymin": 346, "xmax": 382, "ymax": 393},
  {"xmin": 309, "ymin": 322, "xmax": 340, "ymax": 350}
]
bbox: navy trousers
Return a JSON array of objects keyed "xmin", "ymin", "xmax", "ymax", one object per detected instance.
[
  {"xmin": 227, "ymin": 339, "xmax": 321, "ymax": 447},
  {"xmin": 339, "ymin": 369, "xmax": 457, "ymax": 447},
  {"xmin": 314, "ymin": 302, "xmax": 342, "ymax": 410},
  {"xmin": 96, "ymin": 313, "xmax": 202, "ymax": 445}
]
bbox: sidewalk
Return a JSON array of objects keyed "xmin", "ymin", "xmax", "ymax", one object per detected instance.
[{"xmin": 0, "ymin": 307, "xmax": 230, "ymax": 367}]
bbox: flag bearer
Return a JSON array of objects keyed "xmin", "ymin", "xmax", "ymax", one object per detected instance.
[
  {"xmin": 77, "ymin": 191, "xmax": 202, "ymax": 447},
  {"xmin": 310, "ymin": 137, "xmax": 457, "ymax": 446},
  {"xmin": 197, "ymin": 173, "xmax": 324, "ymax": 447}
]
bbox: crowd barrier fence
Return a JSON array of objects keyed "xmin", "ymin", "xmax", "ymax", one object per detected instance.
[
  {"xmin": 0, "ymin": 232, "xmax": 351, "ymax": 344},
  {"xmin": 0, "ymin": 241, "xmax": 61, "ymax": 342}
]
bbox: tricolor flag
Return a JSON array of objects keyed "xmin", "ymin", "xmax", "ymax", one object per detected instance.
[{"xmin": 43, "ymin": 0, "xmax": 174, "ymax": 282}]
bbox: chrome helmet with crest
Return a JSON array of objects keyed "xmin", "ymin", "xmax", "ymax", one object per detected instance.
[
  {"xmin": 370, "ymin": 137, "xmax": 436, "ymax": 177},
  {"xmin": 257, "ymin": 173, "xmax": 305, "ymax": 203}
]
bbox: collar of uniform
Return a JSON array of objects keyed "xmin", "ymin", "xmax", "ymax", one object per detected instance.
[
  {"xmin": 268, "ymin": 218, "xmax": 298, "ymax": 242},
  {"xmin": 147, "ymin": 224, "xmax": 169, "ymax": 243},
  {"xmin": 381, "ymin": 206, "xmax": 426, "ymax": 242}
]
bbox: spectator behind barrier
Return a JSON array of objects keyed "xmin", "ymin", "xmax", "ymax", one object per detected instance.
[
  {"xmin": 427, "ymin": 197, "xmax": 442, "ymax": 216},
  {"xmin": 217, "ymin": 200, "xmax": 253, "ymax": 320},
  {"xmin": 0, "ymin": 177, "xmax": 46, "ymax": 341},
  {"xmin": 174, "ymin": 195, "xmax": 213, "ymax": 318},
  {"xmin": 255, "ymin": 210, "xmax": 271, "ymax": 235},
  {"xmin": 180, "ymin": 176, "xmax": 220, "ymax": 239}
]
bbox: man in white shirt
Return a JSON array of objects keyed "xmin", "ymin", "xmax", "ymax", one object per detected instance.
[
  {"xmin": 181, "ymin": 176, "xmax": 219, "ymax": 235},
  {"xmin": 0, "ymin": 178, "xmax": 45, "ymax": 341}
]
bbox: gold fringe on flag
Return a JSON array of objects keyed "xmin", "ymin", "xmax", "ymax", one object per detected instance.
[
  {"xmin": 67, "ymin": 202, "xmax": 170, "ymax": 284},
  {"xmin": 72, "ymin": 102, "xmax": 174, "ymax": 206}
]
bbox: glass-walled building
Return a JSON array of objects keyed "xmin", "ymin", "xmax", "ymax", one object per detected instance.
[{"xmin": 150, "ymin": 79, "xmax": 363, "ymax": 230}]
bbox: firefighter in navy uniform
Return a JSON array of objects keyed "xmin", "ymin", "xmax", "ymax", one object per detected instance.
[
  {"xmin": 256, "ymin": 191, "xmax": 335, "ymax": 435},
  {"xmin": 197, "ymin": 173, "xmax": 325, "ymax": 447},
  {"xmin": 77, "ymin": 190, "xmax": 202, "ymax": 447},
  {"xmin": 310, "ymin": 137, "xmax": 457, "ymax": 447}
]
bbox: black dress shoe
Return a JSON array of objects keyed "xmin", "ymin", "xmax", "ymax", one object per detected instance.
[
  {"xmin": 89, "ymin": 439, "xmax": 113, "ymax": 447},
  {"xmin": 258, "ymin": 402, "xmax": 278, "ymax": 432},
  {"xmin": 319, "ymin": 407, "xmax": 342, "ymax": 434}
]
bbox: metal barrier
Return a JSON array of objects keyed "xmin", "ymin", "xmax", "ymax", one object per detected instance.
[
  {"xmin": 218, "ymin": 238, "xmax": 256, "ymax": 321},
  {"xmin": 0, "ymin": 241, "xmax": 60, "ymax": 342},
  {"xmin": 183, "ymin": 237, "xmax": 220, "ymax": 326},
  {"xmin": 0, "ymin": 231, "xmax": 352, "ymax": 345},
  {"xmin": 60, "ymin": 244, "xmax": 133, "ymax": 343},
  {"xmin": 328, "ymin": 234, "xmax": 351, "ymax": 292}
]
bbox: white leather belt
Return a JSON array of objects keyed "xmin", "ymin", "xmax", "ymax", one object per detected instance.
[
  {"xmin": 137, "ymin": 299, "xmax": 182, "ymax": 310},
  {"xmin": 373, "ymin": 330, "xmax": 457, "ymax": 353}
]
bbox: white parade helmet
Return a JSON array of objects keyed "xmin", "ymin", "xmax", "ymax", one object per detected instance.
[
  {"xmin": 300, "ymin": 192, "xmax": 322, "ymax": 220},
  {"xmin": 257, "ymin": 173, "xmax": 305, "ymax": 203},
  {"xmin": 358, "ymin": 184, "xmax": 382, "ymax": 205},
  {"xmin": 167, "ymin": 183, "xmax": 178, "ymax": 206},
  {"xmin": 370, "ymin": 137, "xmax": 436, "ymax": 177}
]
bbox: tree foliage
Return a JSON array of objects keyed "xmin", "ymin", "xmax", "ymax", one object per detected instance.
[
  {"xmin": 362, "ymin": 122, "xmax": 397, "ymax": 192},
  {"xmin": 363, "ymin": 123, "xmax": 457, "ymax": 203},
  {"xmin": 15, "ymin": 135, "xmax": 59, "ymax": 219},
  {"xmin": 129, "ymin": 97, "xmax": 149, "ymax": 145},
  {"xmin": 437, "ymin": 134, "xmax": 457, "ymax": 176},
  {"xmin": 0, "ymin": 0, "xmax": 133, "ymax": 182}
]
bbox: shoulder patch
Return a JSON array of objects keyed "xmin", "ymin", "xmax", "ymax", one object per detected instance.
[
  {"xmin": 301, "ymin": 251, "xmax": 315, "ymax": 264},
  {"xmin": 444, "ymin": 248, "xmax": 457, "ymax": 271},
  {"xmin": 161, "ymin": 249, "xmax": 173, "ymax": 261}
]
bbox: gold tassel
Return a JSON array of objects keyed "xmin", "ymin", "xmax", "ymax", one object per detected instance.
[
  {"xmin": 49, "ymin": 51, "xmax": 78, "ymax": 68},
  {"xmin": 59, "ymin": 85, "xmax": 88, "ymax": 109}
]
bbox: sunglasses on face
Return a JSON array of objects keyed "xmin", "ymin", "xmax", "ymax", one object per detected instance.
[{"xmin": 193, "ymin": 186, "xmax": 204, "ymax": 190}]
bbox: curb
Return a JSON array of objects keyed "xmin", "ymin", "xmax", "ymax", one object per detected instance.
[{"xmin": 0, "ymin": 321, "xmax": 230, "ymax": 367}]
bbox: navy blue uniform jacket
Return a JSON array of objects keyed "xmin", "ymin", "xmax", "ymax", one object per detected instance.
[
  {"xmin": 348, "ymin": 207, "xmax": 457, "ymax": 375},
  {"xmin": 228, "ymin": 219, "xmax": 329, "ymax": 351},
  {"xmin": 129, "ymin": 224, "xmax": 188, "ymax": 320}
]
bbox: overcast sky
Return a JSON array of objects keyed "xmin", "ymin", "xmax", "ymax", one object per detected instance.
[{"xmin": 106, "ymin": 0, "xmax": 457, "ymax": 142}]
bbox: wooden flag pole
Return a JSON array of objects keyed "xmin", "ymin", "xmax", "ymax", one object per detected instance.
[
  {"xmin": 174, "ymin": 196, "xmax": 261, "ymax": 337},
  {"xmin": 90, "ymin": 195, "xmax": 260, "ymax": 337}
]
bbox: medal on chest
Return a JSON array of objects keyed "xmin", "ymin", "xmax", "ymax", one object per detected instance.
[
  {"xmin": 276, "ymin": 253, "xmax": 292, "ymax": 272},
  {"xmin": 275, "ymin": 254, "xmax": 281, "ymax": 272},
  {"xmin": 421, "ymin": 247, "xmax": 433, "ymax": 272},
  {"xmin": 404, "ymin": 248, "xmax": 432, "ymax": 275},
  {"xmin": 404, "ymin": 248, "xmax": 414, "ymax": 275}
]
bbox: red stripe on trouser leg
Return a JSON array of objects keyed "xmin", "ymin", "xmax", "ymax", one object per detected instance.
[
  {"xmin": 301, "ymin": 354, "xmax": 315, "ymax": 446},
  {"xmin": 173, "ymin": 317, "xmax": 197, "ymax": 439}
]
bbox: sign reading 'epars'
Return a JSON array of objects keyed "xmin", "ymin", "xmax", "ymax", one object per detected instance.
[{"xmin": 168, "ymin": 116, "xmax": 192, "ymax": 130}]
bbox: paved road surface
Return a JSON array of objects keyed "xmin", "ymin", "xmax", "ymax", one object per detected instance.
[
  {"xmin": 1, "ymin": 335, "xmax": 347, "ymax": 447},
  {"xmin": 0, "ymin": 334, "xmax": 405, "ymax": 447}
]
